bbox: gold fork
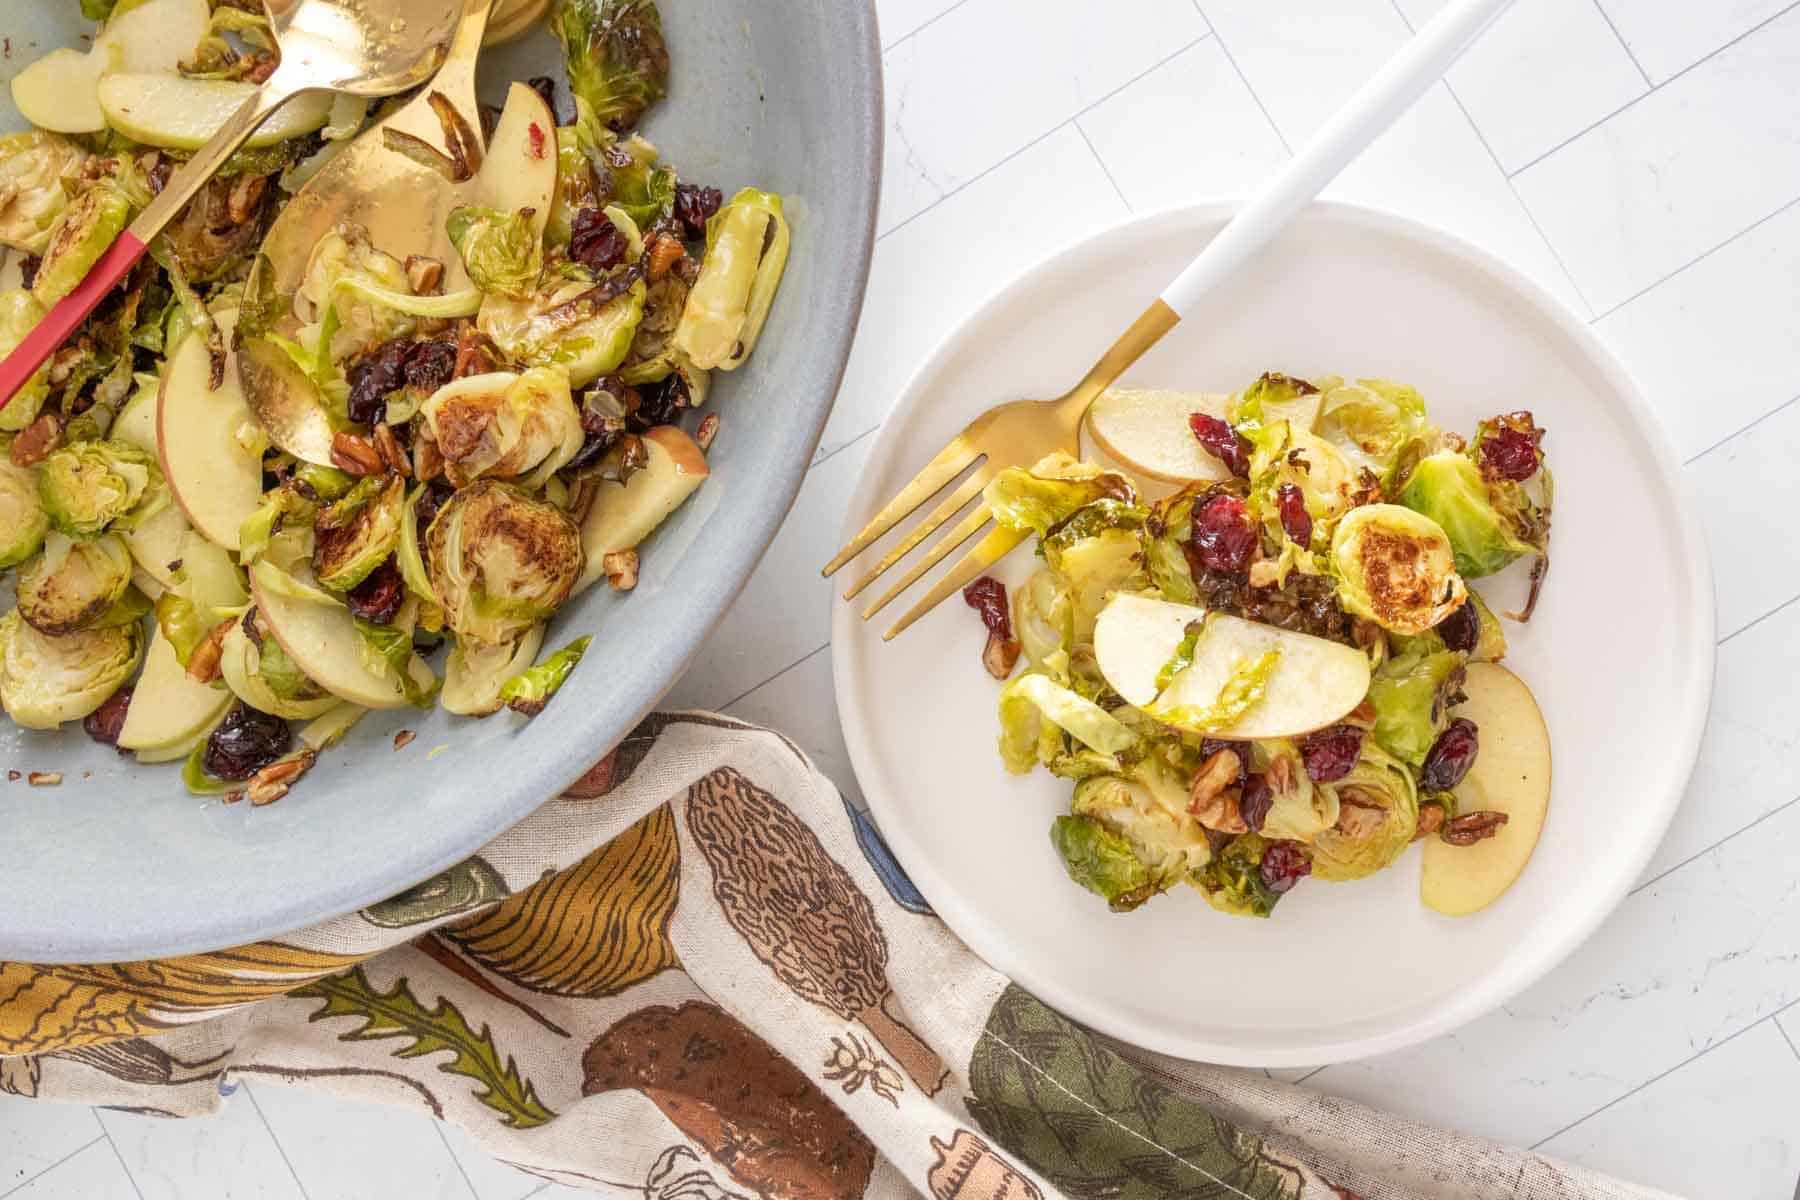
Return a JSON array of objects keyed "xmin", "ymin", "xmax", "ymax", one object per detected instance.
[{"xmin": 822, "ymin": 0, "xmax": 1517, "ymax": 640}]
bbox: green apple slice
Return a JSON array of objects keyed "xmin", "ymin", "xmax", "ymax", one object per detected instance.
[
  {"xmin": 1093, "ymin": 593, "xmax": 1370, "ymax": 738},
  {"xmin": 470, "ymin": 82, "xmax": 559, "ymax": 238},
  {"xmin": 249, "ymin": 559, "xmax": 433, "ymax": 711},
  {"xmin": 1085, "ymin": 388, "xmax": 1235, "ymax": 485},
  {"xmin": 10, "ymin": 0, "xmax": 210, "ymax": 134},
  {"xmin": 98, "ymin": 75, "xmax": 335, "ymax": 151},
  {"xmin": 1421, "ymin": 662, "xmax": 1552, "ymax": 917},
  {"xmin": 117, "ymin": 625, "xmax": 233, "ymax": 753},
  {"xmin": 574, "ymin": 425, "xmax": 710, "ymax": 596},
  {"xmin": 218, "ymin": 620, "xmax": 341, "ymax": 721},
  {"xmin": 124, "ymin": 502, "xmax": 192, "ymax": 591},
  {"xmin": 158, "ymin": 312, "xmax": 264, "ymax": 551}
]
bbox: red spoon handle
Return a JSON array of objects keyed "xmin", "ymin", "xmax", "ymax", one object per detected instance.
[{"xmin": 0, "ymin": 231, "xmax": 149, "ymax": 413}]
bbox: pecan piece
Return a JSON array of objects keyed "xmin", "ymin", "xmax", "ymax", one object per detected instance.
[
  {"xmin": 645, "ymin": 233, "xmax": 684, "ymax": 282},
  {"xmin": 9, "ymin": 412, "xmax": 63, "ymax": 467},
  {"xmin": 1414, "ymin": 803, "xmax": 1447, "ymax": 841},
  {"xmin": 330, "ymin": 431, "xmax": 384, "ymax": 476},
  {"xmin": 186, "ymin": 619, "xmax": 234, "ymax": 684},
  {"xmin": 246, "ymin": 750, "xmax": 316, "ymax": 807},
  {"xmin": 1189, "ymin": 749, "xmax": 1248, "ymax": 833},
  {"xmin": 1441, "ymin": 810, "xmax": 1509, "ymax": 846},
  {"xmin": 405, "ymin": 255, "xmax": 445, "ymax": 295},
  {"xmin": 694, "ymin": 412, "xmax": 719, "ymax": 451},
  {"xmin": 373, "ymin": 423, "xmax": 411, "ymax": 476},
  {"xmin": 603, "ymin": 549, "xmax": 639, "ymax": 591}
]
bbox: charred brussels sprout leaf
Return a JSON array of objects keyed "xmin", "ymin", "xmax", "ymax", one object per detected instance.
[
  {"xmin": 0, "ymin": 456, "xmax": 49, "ymax": 569},
  {"xmin": 1196, "ymin": 833, "xmax": 1282, "ymax": 918},
  {"xmin": 0, "ymin": 609, "xmax": 142, "ymax": 730},
  {"xmin": 1329, "ymin": 503, "xmax": 1468, "ymax": 636},
  {"xmin": 552, "ymin": 0, "xmax": 670, "ymax": 137},
  {"xmin": 1050, "ymin": 814, "xmax": 1161, "ymax": 912},
  {"xmin": 1367, "ymin": 647, "xmax": 1464, "ymax": 767},
  {"xmin": 16, "ymin": 533, "xmax": 139, "ymax": 636},
  {"xmin": 477, "ymin": 277, "xmax": 645, "ymax": 388},
  {"xmin": 672, "ymin": 188, "xmax": 789, "ymax": 371},
  {"xmin": 0, "ymin": 131, "xmax": 87, "ymax": 254},
  {"xmin": 36, "ymin": 439, "xmax": 161, "ymax": 538},
  {"xmin": 425, "ymin": 481, "xmax": 584, "ymax": 645},
  {"xmin": 313, "ymin": 475, "xmax": 405, "ymax": 592},
  {"xmin": 420, "ymin": 368, "xmax": 585, "ymax": 489},
  {"xmin": 447, "ymin": 205, "xmax": 544, "ymax": 298},
  {"xmin": 500, "ymin": 634, "xmax": 592, "ymax": 716}
]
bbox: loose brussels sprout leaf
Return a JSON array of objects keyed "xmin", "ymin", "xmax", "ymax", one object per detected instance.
[
  {"xmin": 478, "ymin": 277, "xmax": 645, "ymax": 388},
  {"xmin": 33, "ymin": 173, "xmax": 136, "ymax": 305},
  {"xmin": 154, "ymin": 591, "xmax": 209, "ymax": 667},
  {"xmin": 602, "ymin": 137, "xmax": 676, "ymax": 229},
  {"xmin": 1049, "ymin": 523, "xmax": 1147, "ymax": 644},
  {"xmin": 297, "ymin": 227, "xmax": 479, "ymax": 365},
  {"xmin": 296, "ymin": 463, "xmax": 356, "ymax": 501},
  {"xmin": 1144, "ymin": 490, "xmax": 1200, "ymax": 605},
  {"xmin": 1230, "ymin": 372, "xmax": 1319, "ymax": 429},
  {"xmin": 1013, "ymin": 568, "xmax": 1072, "ymax": 672},
  {"xmin": 997, "ymin": 672, "xmax": 1135, "ymax": 774},
  {"xmin": 442, "ymin": 626, "xmax": 544, "ymax": 716},
  {"xmin": 218, "ymin": 619, "xmax": 335, "ymax": 720},
  {"xmin": 500, "ymin": 634, "xmax": 592, "ymax": 716},
  {"xmin": 0, "ymin": 290, "xmax": 50, "ymax": 431},
  {"xmin": 1145, "ymin": 644, "xmax": 1279, "ymax": 735},
  {"xmin": 425, "ymin": 481, "xmax": 585, "ymax": 645},
  {"xmin": 1313, "ymin": 379, "xmax": 1430, "ymax": 483},
  {"xmin": 1329, "ymin": 503, "xmax": 1468, "ymax": 636},
  {"xmin": 1467, "ymin": 589, "xmax": 1507, "ymax": 662},
  {"xmin": 1367, "ymin": 647, "xmax": 1464, "ymax": 766},
  {"xmin": 313, "ymin": 475, "xmax": 405, "ymax": 592},
  {"xmin": 181, "ymin": 737, "xmax": 240, "ymax": 796},
  {"xmin": 16, "ymin": 533, "xmax": 137, "ymax": 636},
  {"xmin": 239, "ymin": 482, "xmax": 319, "ymax": 566},
  {"xmin": 396, "ymin": 485, "xmax": 442, "ymax": 626},
  {"xmin": 984, "ymin": 458, "xmax": 1132, "ymax": 538},
  {"xmin": 257, "ymin": 633, "xmax": 317, "ymax": 703},
  {"xmin": 548, "ymin": 127, "xmax": 601, "ymax": 247},
  {"xmin": 420, "ymin": 368, "xmax": 585, "ymax": 489},
  {"xmin": 1196, "ymin": 833, "xmax": 1283, "ymax": 918},
  {"xmin": 35, "ymin": 439, "xmax": 162, "ymax": 538},
  {"xmin": 551, "ymin": 0, "xmax": 670, "ymax": 137},
  {"xmin": 0, "ymin": 456, "xmax": 49, "ymax": 569},
  {"xmin": 1396, "ymin": 451, "xmax": 1535, "ymax": 578},
  {"xmin": 1310, "ymin": 744, "xmax": 1420, "ymax": 881},
  {"xmin": 0, "ymin": 609, "xmax": 143, "ymax": 729},
  {"xmin": 354, "ymin": 618, "xmax": 437, "ymax": 707},
  {"xmin": 672, "ymin": 189, "xmax": 790, "ymax": 371},
  {"xmin": 1155, "ymin": 623, "xmax": 1201, "ymax": 694},
  {"xmin": 0, "ymin": 132, "xmax": 88, "ymax": 254},
  {"xmin": 1049, "ymin": 814, "xmax": 1161, "ymax": 912},
  {"xmin": 447, "ymin": 205, "xmax": 544, "ymax": 298}
]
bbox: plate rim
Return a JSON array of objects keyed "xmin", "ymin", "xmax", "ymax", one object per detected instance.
[{"xmin": 831, "ymin": 199, "xmax": 1717, "ymax": 1066}]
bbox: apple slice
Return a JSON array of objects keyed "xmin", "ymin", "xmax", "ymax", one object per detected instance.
[
  {"xmin": 98, "ymin": 75, "xmax": 335, "ymax": 151},
  {"xmin": 249, "ymin": 559, "xmax": 434, "ymax": 711},
  {"xmin": 470, "ymin": 82, "xmax": 558, "ymax": 239},
  {"xmin": 1093, "ymin": 593, "xmax": 1370, "ymax": 738},
  {"xmin": 9, "ymin": 0, "xmax": 210, "ymax": 134},
  {"xmin": 159, "ymin": 312, "xmax": 264, "ymax": 551},
  {"xmin": 218, "ymin": 621, "xmax": 342, "ymax": 721},
  {"xmin": 574, "ymin": 425, "xmax": 710, "ymax": 595},
  {"xmin": 112, "ymin": 382, "xmax": 159, "ymax": 455},
  {"xmin": 1085, "ymin": 388, "xmax": 1234, "ymax": 485},
  {"xmin": 124, "ymin": 502, "xmax": 192, "ymax": 591},
  {"xmin": 1421, "ymin": 663, "xmax": 1552, "ymax": 916},
  {"xmin": 117, "ymin": 625, "xmax": 233, "ymax": 754}
]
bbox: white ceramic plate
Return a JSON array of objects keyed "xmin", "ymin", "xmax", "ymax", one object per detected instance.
[{"xmin": 831, "ymin": 204, "xmax": 1714, "ymax": 1067}]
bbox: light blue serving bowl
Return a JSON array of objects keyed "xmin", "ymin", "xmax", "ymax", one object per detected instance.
[{"xmin": 0, "ymin": 2, "xmax": 881, "ymax": 961}]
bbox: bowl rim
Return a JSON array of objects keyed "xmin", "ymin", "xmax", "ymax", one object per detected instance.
[{"xmin": 832, "ymin": 198, "xmax": 1717, "ymax": 1066}]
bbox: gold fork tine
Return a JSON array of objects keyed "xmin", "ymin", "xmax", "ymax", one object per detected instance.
[
  {"xmin": 821, "ymin": 434, "xmax": 983, "ymax": 577},
  {"xmin": 839, "ymin": 469, "xmax": 992, "ymax": 602},
  {"xmin": 861, "ymin": 503, "xmax": 994, "ymax": 620},
  {"xmin": 883, "ymin": 524, "xmax": 1029, "ymax": 641}
]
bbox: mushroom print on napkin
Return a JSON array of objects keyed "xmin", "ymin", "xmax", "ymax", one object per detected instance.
[{"xmin": 1, "ymin": 712, "xmax": 1685, "ymax": 1200}]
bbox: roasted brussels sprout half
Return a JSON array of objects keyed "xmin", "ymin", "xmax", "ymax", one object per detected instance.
[
  {"xmin": 16, "ymin": 533, "xmax": 142, "ymax": 636},
  {"xmin": 1309, "ymin": 744, "xmax": 1420, "ymax": 881},
  {"xmin": 1397, "ymin": 451, "xmax": 1536, "ymax": 578},
  {"xmin": 1049, "ymin": 814, "xmax": 1160, "ymax": 912},
  {"xmin": 551, "ymin": 0, "xmax": 670, "ymax": 136},
  {"xmin": 33, "ymin": 172, "xmax": 137, "ymax": 306},
  {"xmin": 0, "ymin": 131, "xmax": 87, "ymax": 254},
  {"xmin": 0, "ymin": 455, "xmax": 49, "ymax": 569},
  {"xmin": 420, "ymin": 368, "xmax": 585, "ymax": 489},
  {"xmin": 425, "ymin": 481, "xmax": 584, "ymax": 645},
  {"xmin": 447, "ymin": 205, "xmax": 544, "ymax": 298},
  {"xmin": 1313, "ymin": 378, "xmax": 1430, "ymax": 484},
  {"xmin": 477, "ymin": 277, "xmax": 645, "ymax": 388},
  {"xmin": 313, "ymin": 475, "xmax": 405, "ymax": 592},
  {"xmin": 0, "ymin": 289, "xmax": 50, "ymax": 431},
  {"xmin": 500, "ymin": 634, "xmax": 592, "ymax": 716},
  {"xmin": 1367, "ymin": 646, "xmax": 1465, "ymax": 767},
  {"xmin": 0, "ymin": 608, "xmax": 143, "ymax": 730},
  {"xmin": 672, "ymin": 188, "xmax": 789, "ymax": 371},
  {"xmin": 1064, "ymin": 766, "xmax": 1213, "ymax": 910},
  {"xmin": 35, "ymin": 439, "xmax": 162, "ymax": 538},
  {"xmin": 1329, "ymin": 503, "xmax": 1468, "ymax": 636}
]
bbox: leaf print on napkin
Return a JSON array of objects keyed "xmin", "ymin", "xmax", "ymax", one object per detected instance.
[
  {"xmin": 295, "ymin": 966, "xmax": 554, "ymax": 1129},
  {"xmin": 583, "ymin": 1001, "xmax": 875, "ymax": 1200},
  {"xmin": 444, "ymin": 804, "xmax": 679, "ymax": 996},
  {"xmin": 686, "ymin": 767, "xmax": 947, "ymax": 1096},
  {"xmin": 966, "ymin": 986, "xmax": 1303, "ymax": 1200},
  {"xmin": 361, "ymin": 857, "xmax": 510, "ymax": 928}
]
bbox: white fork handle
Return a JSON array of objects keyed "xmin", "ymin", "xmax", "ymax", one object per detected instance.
[{"xmin": 1158, "ymin": 0, "xmax": 1515, "ymax": 318}]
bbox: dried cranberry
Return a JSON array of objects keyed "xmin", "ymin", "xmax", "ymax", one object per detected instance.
[
  {"xmin": 1188, "ymin": 412, "xmax": 1250, "ymax": 477},
  {"xmin": 962, "ymin": 577, "xmax": 1014, "ymax": 643},
  {"xmin": 569, "ymin": 208, "xmax": 628, "ymax": 273},
  {"xmin": 1479, "ymin": 415, "xmax": 1543, "ymax": 483},
  {"xmin": 1299, "ymin": 725, "xmax": 1363, "ymax": 782},
  {"xmin": 673, "ymin": 183, "xmax": 724, "ymax": 241},
  {"xmin": 1419, "ymin": 717, "xmax": 1480, "ymax": 791},
  {"xmin": 1435, "ymin": 601, "xmax": 1480, "ymax": 654},
  {"xmin": 83, "ymin": 687, "xmax": 134, "ymax": 746},
  {"xmin": 1190, "ymin": 494, "xmax": 1257, "ymax": 573},
  {"xmin": 1239, "ymin": 773, "xmax": 1274, "ymax": 832},
  {"xmin": 346, "ymin": 338, "xmax": 412, "ymax": 425},
  {"xmin": 415, "ymin": 478, "xmax": 455, "ymax": 536},
  {"xmin": 1259, "ymin": 841, "xmax": 1312, "ymax": 893},
  {"xmin": 346, "ymin": 559, "xmax": 404, "ymax": 624},
  {"xmin": 403, "ymin": 339, "xmax": 457, "ymax": 394},
  {"xmin": 1275, "ymin": 483, "xmax": 1313, "ymax": 547},
  {"xmin": 18, "ymin": 254, "xmax": 40, "ymax": 291},
  {"xmin": 203, "ymin": 704, "xmax": 293, "ymax": 781},
  {"xmin": 629, "ymin": 372, "xmax": 687, "ymax": 431}
]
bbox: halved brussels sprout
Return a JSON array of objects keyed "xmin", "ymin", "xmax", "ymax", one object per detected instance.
[
  {"xmin": 1367, "ymin": 646, "xmax": 1464, "ymax": 767},
  {"xmin": 499, "ymin": 634, "xmax": 591, "ymax": 715},
  {"xmin": 552, "ymin": 0, "xmax": 670, "ymax": 136},
  {"xmin": 0, "ymin": 608, "xmax": 142, "ymax": 730},
  {"xmin": 477, "ymin": 277, "xmax": 645, "ymax": 388},
  {"xmin": 1313, "ymin": 379, "xmax": 1430, "ymax": 484},
  {"xmin": 1396, "ymin": 451, "xmax": 1536, "ymax": 578},
  {"xmin": 420, "ymin": 368, "xmax": 585, "ymax": 489},
  {"xmin": 1063, "ymin": 765, "xmax": 1212, "ymax": 911},
  {"xmin": 1329, "ymin": 503, "xmax": 1468, "ymax": 636},
  {"xmin": 0, "ymin": 289, "xmax": 50, "ymax": 431},
  {"xmin": 0, "ymin": 131, "xmax": 88, "ymax": 254},
  {"xmin": 0, "ymin": 455, "xmax": 49, "ymax": 569},
  {"xmin": 35, "ymin": 439, "xmax": 162, "ymax": 538},
  {"xmin": 447, "ymin": 205, "xmax": 544, "ymax": 298},
  {"xmin": 425, "ymin": 481, "xmax": 584, "ymax": 645},
  {"xmin": 1310, "ymin": 744, "xmax": 1420, "ymax": 881},
  {"xmin": 313, "ymin": 475, "xmax": 405, "ymax": 592},
  {"xmin": 672, "ymin": 188, "xmax": 789, "ymax": 371},
  {"xmin": 1050, "ymin": 814, "xmax": 1158, "ymax": 912},
  {"xmin": 16, "ymin": 533, "xmax": 140, "ymax": 635},
  {"xmin": 33, "ymin": 173, "xmax": 137, "ymax": 305}
]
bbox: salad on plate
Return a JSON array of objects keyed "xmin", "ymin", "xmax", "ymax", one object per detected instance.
[
  {"xmin": 965, "ymin": 372, "xmax": 1554, "ymax": 918},
  {"xmin": 0, "ymin": 0, "xmax": 788, "ymax": 802}
]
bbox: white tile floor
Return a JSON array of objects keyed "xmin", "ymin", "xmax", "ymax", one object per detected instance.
[{"xmin": 8, "ymin": 0, "xmax": 1800, "ymax": 1195}]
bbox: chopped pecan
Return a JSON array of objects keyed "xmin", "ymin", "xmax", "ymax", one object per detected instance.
[
  {"xmin": 405, "ymin": 255, "xmax": 445, "ymax": 295},
  {"xmin": 1441, "ymin": 810, "xmax": 1509, "ymax": 846},
  {"xmin": 1189, "ymin": 749, "xmax": 1248, "ymax": 833},
  {"xmin": 1267, "ymin": 751, "xmax": 1296, "ymax": 796},
  {"xmin": 980, "ymin": 633, "xmax": 1021, "ymax": 680},
  {"xmin": 246, "ymin": 750, "xmax": 316, "ymax": 807},
  {"xmin": 603, "ymin": 549, "xmax": 639, "ymax": 591},
  {"xmin": 226, "ymin": 173, "xmax": 268, "ymax": 225},
  {"xmin": 330, "ymin": 431, "xmax": 384, "ymax": 476},
  {"xmin": 645, "ymin": 233, "xmax": 684, "ymax": 282},
  {"xmin": 186, "ymin": 619, "xmax": 234, "ymax": 684},
  {"xmin": 373, "ymin": 423, "xmax": 411, "ymax": 476},
  {"xmin": 694, "ymin": 412, "xmax": 719, "ymax": 451},
  {"xmin": 413, "ymin": 432, "xmax": 445, "ymax": 481},
  {"xmin": 8, "ymin": 412, "xmax": 63, "ymax": 467},
  {"xmin": 26, "ymin": 772, "xmax": 62, "ymax": 787},
  {"xmin": 393, "ymin": 729, "xmax": 416, "ymax": 751},
  {"xmin": 1247, "ymin": 559, "xmax": 1283, "ymax": 589},
  {"xmin": 1414, "ymin": 803, "xmax": 1446, "ymax": 840}
]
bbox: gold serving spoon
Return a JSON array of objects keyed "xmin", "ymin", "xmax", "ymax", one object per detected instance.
[{"xmin": 0, "ymin": 0, "xmax": 466, "ymax": 409}]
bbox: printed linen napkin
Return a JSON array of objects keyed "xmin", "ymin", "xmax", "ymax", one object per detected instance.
[{"xmin": 0, "ymin": 713, "xmax": 1676, "ymax": 1200}]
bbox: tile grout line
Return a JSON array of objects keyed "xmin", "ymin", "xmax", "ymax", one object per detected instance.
[
  {"xmin": 719, "ymin": 641, "xmax": 831, "ymax": 713},
  {"xmin": 1682, "ymin": 390, "xmax": 1800, "ymax": 465},
  {"xmin": 241, "ymin": 1080, "xmax": 316, "ymax": 1200},
  {"xmin": 1191, "ymin": 1, "xmax": 1293, "ymax": 153},
  {"xmin": 0, "ymin": 1134, "xmax": 108, "ymax": 1200},
  {"xmin": 1777, "ymin": 1014, "xmax": 1800, "ymax": 1063},
  {"xmin": 97, "ymin": 1127, "xmax": 146, "ymax": 1200},
  {"xmin": 1508, "ymin": 0, "xmax": 1800, "ymax": 179},
  {"xmin": 880, "ymin": 0, "xmax": 978, "ymax": 55},
  {"xmin": 1073, "ymin": 120, "xmax": 1133, "ymax": 212},
  {"xmin": 811, "ymin": 421, "xmax": 880, "ymax": 471},
  {"xmin": 1588, "ymin": 192, "xmax": 1800, "ymax": 323},
  {"xmin": 1718, "ymin": 591, "xmax": 1800, "ymax": 649},
  {"xmin": 1588, "ymin": 0, "xmax": 1653, "ymax": 87},
  {"xmin": 1630, "ymin": 790, "xmax": 1800, "ymax": 898},
  {"xmin": 428, "ymin": 1119, "xmax": 486, "ymax": 1200}
]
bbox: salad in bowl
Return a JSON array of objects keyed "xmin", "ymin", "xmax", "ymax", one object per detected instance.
[{"xmin": 966, "ymin": 372, "xmax": 1554, "ymax": 919}]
